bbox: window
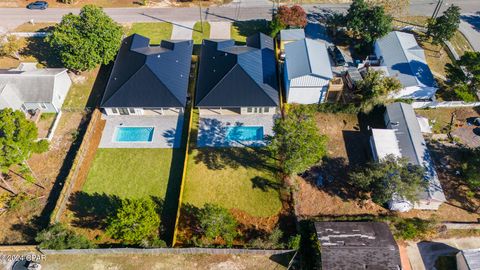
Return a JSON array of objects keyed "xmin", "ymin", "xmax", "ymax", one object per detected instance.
[
  {"xmin": 247, "ymin": 107, "xmax": 253, "ymax": 113},
  {"xmin": 254, "ymin": 108, "xmax": 258, "ymax": 113},
  {"xmin": 263, "ymin": 107, "xmax": 270, "ymax": 113},
  {"xmin": 112, "ymin": 108, "xmax": 118, "ymax": 114},
  {"xmin": 129, "ymin": 108, "xmax": 135, "ymax": 114}
]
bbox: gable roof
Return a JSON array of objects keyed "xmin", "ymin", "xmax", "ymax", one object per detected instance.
[
  {"xmin": 195, "ymin": 33, "xmax": 279, "ymax": 108},
  {"xmin": 284, "ymin": 38, "xmax": 333, "ymax": 81},
  {"xmin": 101, "ymin": 34, "xmax": 193, "ymax": 108},
  {"xmin": 385, "ymin": 102, "xmax": 446, "ymax": 203},
  {"xmin": 315, "ymin": 222, "xmax": 402, "ymax": 270},
  {"xmin": 375, "ymin": 31, "xmax": 435, "ymax": 90},
  {"xmin": 0, "ymin": 63, "xmax": 70, "ymax": 110}
]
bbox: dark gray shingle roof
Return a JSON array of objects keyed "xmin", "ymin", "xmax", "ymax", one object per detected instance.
[
  {"xmin": 101, "ymin": 34, "xmax": 193, "ymax": 108},
  {"xmin": 195, "ymin": 33, "xmax": 279, "ymax": 108}
]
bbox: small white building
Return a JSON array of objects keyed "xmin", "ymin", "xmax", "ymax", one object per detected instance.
[
  {"xmin": 283, "ymin": 38, "xmax": 333, "ymax": 104},
  {"xmin": 374, "ymin": 31, "xmax": 437, "ymax": 101}
]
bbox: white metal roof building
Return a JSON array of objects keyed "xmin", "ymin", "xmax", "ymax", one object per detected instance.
[{"xmin": 457, "ymin": 249, "xmax": 480, "ymax": 270}]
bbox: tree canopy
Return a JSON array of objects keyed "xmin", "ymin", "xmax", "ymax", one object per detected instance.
[
  {"xmin": 36, "ymin": 223, "xmax": 95, "ymax": 249},
  {"xmin": 106, "ymin": 198, "xmax": 161, "ymax": 245},
  {"xmin": 445, "ymin": 51, "xmax": 480, "ymax": 102},
  {"xmin": 0, "ymin": 109, "xmax": 49, "ymax": 174},
  {"xmin": 356, "ymin": 70, "xmax": 402, "ymax": 113},
  {"xmin": 462, "ymin": 147, "xmax": 480, "ymax": 191},
  {"xmin": 276, "ymin": 5, "xmax": 307, "ymax": 29},
  {"xmin": 199, "ymin": 204, "xmax": 238, "ymax": 247},
  {"xmin": 427, "ymin": 5, "xmax": 461, "ymax": 45},
  {"xmin": 349, "ymin": 155, "xmax": 427, "ymax": 205},
  {"xmin": 47, "ymin": 5, "xmax": 123, "ymax": 72},
  {"xmin": 269, "ymin": 105, "xmax": 327, "ymax": 176}
]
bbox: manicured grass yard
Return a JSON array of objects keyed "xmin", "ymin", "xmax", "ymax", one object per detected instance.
[
  {"xmin": 127, "ymin": 22, "xmax": 173, "ymax": 44},
  {"xmin": 192, "ymin": 22, "xmax": 210, "ymax": 44},
  {"xmin": 83, "ymin": 148, "xmax": 182, "ymax": 199}
]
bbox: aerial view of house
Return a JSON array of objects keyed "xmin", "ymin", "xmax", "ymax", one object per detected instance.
[
  {"xmin": 456, "ymin": 248, "xmax": 480, "ymax": 270},
  {"xmin": 370, "ymin": 102, "xmax": 446, "ymax": 211},
  {"xmin": 99, "ymin": 34, "xmax": 193, "ymax": 148},
  {"xmin": 195, "ymin": 33, "xmax": 279, "ymax": 146},
  {"xmin": 373, "ymin": 31, "xmax": 437, "ymax": 101},
  {"xmin": 315, "ymin": 222, "xmax": 402, "ymax": 270},
  {"xmin": 0, "ymin": 62, "xmax": 71, "ymax": 114}
]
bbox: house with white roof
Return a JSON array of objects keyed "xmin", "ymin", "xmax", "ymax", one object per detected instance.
[
  {"xmin": 457, "ymin": 249, "xmax": 480, "ymax": 270},
  {"xmin": 283, "ymin": 38, "xmax": 335, "ymax": 104},
  {"xmin": 370, "ymin": 102, "xmax": 446, "ymax": 212},
  {"xmin": 374, "ymin": 31, "xmax": 437, "ymax": 101},
  {"xmin": 0, "ymin": 63, "xmax": 72, "ymax": 113}
]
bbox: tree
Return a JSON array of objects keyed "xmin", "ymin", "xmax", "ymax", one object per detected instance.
[
  {"xmin": 356, "ymin": 70, "xmax": 402, "ymax": 113},
  {"xmin": 0, "ymin": 109, "xmax": 49, "ymax": 192},
  {"xmin": 36, "ymin": 223, "xmax": 95, "ymax": 249},
  {"xmin": 199, "ymin": 204, "xmax": 238, "ymax": 247},
  {"xmin": 269, "ymin": 106, "xmax": 327, "ymax": 176},
  {"xmin": 349, "ymin": 155, "xmax": 427, "ymax": 205},
  {"xmin": 106, "ymin": 198, "xmax": 161, "ymax": 245},
  {"xmin": 275, "ymin": 5, "xmax": 307, "ymax": 29},
  {"xmin": 47, "ymin": 5, "xmax": 123, "ymax": 72},
  {"xmin": 344, "ymin": 0, "xmax": 392, "ymax": 46},
  {"xmin": 427, "ymin": 5, "xmax": 461, "ymax": 45},
  {"xmin": 0, "ymin": 35, "xmax": 22, "ymax": 59},
  {"xmin": 445, "ymin": 51, "xmax": 480, "ymax": 102},
  {"xmin": 462, "ymin": 148, "xmax": 480, "ymax": 191}
]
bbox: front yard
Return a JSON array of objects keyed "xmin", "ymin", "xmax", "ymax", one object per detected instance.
[{"xmin": 126, "ymin": 22, "xmax": 173, "ymax": 44}]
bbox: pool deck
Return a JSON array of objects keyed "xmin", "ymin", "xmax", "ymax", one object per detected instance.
[
  {"xmin": 197, "ymin": 114, "xmax": 278, "ymax": 147},
  {"xmin": 99, "ymin": 114, "xmax": 184, "ymax": 148}
]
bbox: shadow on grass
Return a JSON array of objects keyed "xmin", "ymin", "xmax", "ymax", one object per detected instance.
[
  {"xmin": 21, "ymin": 37, "xmax": 62, "ymax": 68},
  {"xmin": 232, "ymin": 20, "xmax": 270, "ymax": 45},
  {"xmin": 86, "ymin": 62, "xmax": 112, "ymax": 109},
  {"xmin": 68, "ymin": 192, "xmax": 122, "ymax": 229},
  {"xmin": 251, "ymin": 176, "xmax": 282, "ymax": 192}
]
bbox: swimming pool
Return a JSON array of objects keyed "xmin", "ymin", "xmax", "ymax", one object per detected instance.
[
  {"xmin": 225, "ymin": 126, "xmax": 264, "ymax": 142},
  {"xmin": 115, "ymin": 127, "xmax": 154, "ymax": 142}
]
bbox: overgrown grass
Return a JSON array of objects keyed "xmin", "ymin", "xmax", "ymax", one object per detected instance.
[
  {"xmin": 127, "ymin": 22, "xmax": 173, "ymax": 44},
  {"xmin": 449, "ymin": 30, "xmax": 474, "ymax": 57},
  {"xmin": 83, "ymin": 148, "xmax": 183, "ymax": 199},
  {"xmin": 63, "ymin": 69, "xmax": 99, "ymax": 110},
  {"xmin": 231, "ymin": 20, "xmax": 270, "ymax": 45},
  {"xmin": 192, "ymin": 22, "xmax": 210, "ymax": 44}
]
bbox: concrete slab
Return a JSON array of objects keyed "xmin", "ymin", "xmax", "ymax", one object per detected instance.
[
  {"xmin": 171, "ymin": 21, "xmax": 195, "ymax": 40},
  {"xmin": 99, "ymin": 114, "xmax": 184, "ymax": 148},
  {"xmin": 209, "ymin": 21, "xmax": 231, "ymax": 39},
  {"xmin": 197, "ymin": 114, "xmax": 278, "ymax": 147}
]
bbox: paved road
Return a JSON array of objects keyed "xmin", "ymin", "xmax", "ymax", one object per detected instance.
[{"xmin": 460, "ymin": 13, "xmax": 480, "ymax": 52}]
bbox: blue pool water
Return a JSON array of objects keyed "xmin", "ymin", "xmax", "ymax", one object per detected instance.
[
  {"xmin": 225, "ymin": 126, "xmax": 264, "ymax": 141},
  {"xmin": 115, "ymin": 127, "xmax": 154, "ymax": 142}
]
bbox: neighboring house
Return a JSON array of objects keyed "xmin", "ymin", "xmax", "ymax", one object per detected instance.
[
  {"xmin": 195, "ymin": 33, "xmax": 279, "ymax": 115},
  {"xmin": 315, "ymin": 222, "xmax": 402, "ymax": 270},
  {"xmin": 457, "ymin": 249, "xmax": 480, "ymax": 270},
  {"xmin": 279, "ymin": 28, "xmax": 305, "ymax": 51},
  {"xmin": 283, "ymin": 38, "xmax": 334, "ymax": 104},
  {"xmin": 0, "ymin": 62, "xmax": 71, "ymax": 113},
  {"xmin": 370, "ymin": 102, "xmax": 446, "ymax": 211},
  {"xmin": 100, "ymin": 34, "xmax": 193, "ymax": 116},
  {"xmin": 374, "ymin": 31, "xmax": 437, "ymax": 101}
]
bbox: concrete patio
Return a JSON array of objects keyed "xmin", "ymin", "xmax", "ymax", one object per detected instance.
[
  {"xmin": 99, "ymin": 114, "xmax": 184, "ymax": 148},
  {"xmin": 197, "ymin": 114, "xmax": 278, "ymax": 147}
]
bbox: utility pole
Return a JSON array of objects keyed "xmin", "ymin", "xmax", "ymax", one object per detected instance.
[
  {"xmin": 199, "ymin": 2, "xmax": 203, "ymax": 34},
  {"xmin": 431, "ymin": 0, "xmax": 445, "ymax": 20}
]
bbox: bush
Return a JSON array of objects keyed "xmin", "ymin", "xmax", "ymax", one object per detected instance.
[
  {"xmin": 312, "ymin": 103, "xmax": 360, "ymax": 114},
  {"xmin": 393, "ymin": 218, "xmax": 436, "ymax": 240},
  {"xmin": 249, "ymin": 227, "xmax": 284, "ymax": 249},
  {"xmin": 288, "ymin": 234, "xmax": 301, "ymax": 250},
  {"xmin": 199, "ymin": 204, "xmax": 238, "ymax": 247},
  {"xmin": 36, "ymin": 223, "xmax": 95, "ymax": 249}
]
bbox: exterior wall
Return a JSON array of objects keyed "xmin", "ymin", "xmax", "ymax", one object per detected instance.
[
  {"xmin": 374, "ymin": 42, "xmax": 383, "ymax": 63},
  {"xmin": 369, "ymin": 136, "xmax": 379, "ymax": 162},
  {"xmin": 23, "ymin": 102, "xmax": 57, "ymax": 113},
  {"xmin": 199, "ymin": 107, "xmax": 277, "ymax": 116},
  {"xmin": 51, "ymin": 71, "xmax": 72, "ymax": 111},
  {"xmin": 103, "ymin": 108, "xmax": 182, "ymax": 116},
  {"xmin": 456, "ymin": 252, "xmax": 469, "ymax": 270}
]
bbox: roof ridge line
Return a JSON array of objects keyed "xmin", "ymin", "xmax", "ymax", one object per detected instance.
[
  {"xmin": 394, "ymin": 32, "xmax": 422, "ymax": 85},
  {"xmin": 197, "ymin": 62, "xmax": 239, "ymax": 106},
  {"xmin": 236, "ymin": 63, "xmax": 278, "ymax": 105},
  {"xmin": 102, "ymin": 61, "xmax": 147, "ymax": 106},
  {"xmin": 304, "ymin": 39, "xmax": 314, "ymax": 74}
]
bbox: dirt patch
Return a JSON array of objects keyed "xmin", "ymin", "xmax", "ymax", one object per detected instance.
[{"xmin": 0, "ymin": 111, "xmax": 86, "ymax": 244}]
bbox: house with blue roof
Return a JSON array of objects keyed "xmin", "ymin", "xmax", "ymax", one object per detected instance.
[
  {"xmin": 283, "ymin": 38, "xmax": 334, "ymax": 104},
  {"xmin": 374, "ymin": 31, "xmax": 437, "ymax": 101}
]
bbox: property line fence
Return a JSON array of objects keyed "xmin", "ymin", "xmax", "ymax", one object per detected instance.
[
  {"xmin": 49, "ymin": 108, "xmax": 101, "ymax": 224},
  {"xmin": 0, "ymin": 246, "xmax": 37, "ymax": 252},
  {"xmin": 412, "ymin": 100, "xmax": 480, "ymax": 109}
]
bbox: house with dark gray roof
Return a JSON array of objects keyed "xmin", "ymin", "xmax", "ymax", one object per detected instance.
[
  {"xmin": 374, "ymin": 31, "xmax": 437, "ymax": 101},
  {"xmin": 195, "ymin": 33, "xmax": 279, "ymax": 115},
  {"xmin": 0, "ymin": 62, "xmax": 71, "ymax": 113},
  {"xmin": 283, "ymin": 38, "xmax": 334, "ymax": 104},
  {"xmin": 370, "ymin": 102, "xmax": 446, "ymax": 211},
  {"xmin": 101, "ymin": 34, "xmax": 193, "ymax": 116},
  {"xmin": 315, "ymin": 222, "xmax": 402, "ymax": 270}
]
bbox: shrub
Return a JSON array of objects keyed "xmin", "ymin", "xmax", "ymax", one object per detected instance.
[
  {"xmin": 393, "ymin": 218, "xmax": 436, "ymax": 240},
  {"xmin": 36, "ymin": 223, "xmax": 95, "ymax": 249},
  {"xmin": 249, "ymin": 227, "xmax": 285, "ymax": 249},
  {"xmin": 199, "ymin": 204, "xmax": 238, "ymax": 247}
]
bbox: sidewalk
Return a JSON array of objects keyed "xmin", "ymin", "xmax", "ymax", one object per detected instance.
[{"xmin": 459, "ymin": 13, "xmax": 480, "ymax": 52}]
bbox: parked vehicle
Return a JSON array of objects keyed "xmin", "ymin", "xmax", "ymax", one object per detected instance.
[
  {"xmin": 26, "ymin": 1, "xmax": 48, "ymax": 10},
  {"xmin": 328, "ymin": 46, "xmax": 346, "ymax": 67}
]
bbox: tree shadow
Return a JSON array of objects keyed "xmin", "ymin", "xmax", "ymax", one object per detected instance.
[
  {"xmin": 86, "ymin": 62, "xmax": 112, "ymax": 109},
  {"xmin": 21, "ymin": 37, "xmax": 62, "ymax": 68},
  {"xmin": 67, "ymin": 191, "xmax": 122, "ymax": 229},
  {"xmin": 232, "ymin": 20, "xmax": 270, "ymax": 45},
  {"xmin": 251, "ymin": 176, "xmax": 282, "ymax": 192},
  {"xmin": 391, "ymin": 60, "xmax": 435, "ymax": 87}
]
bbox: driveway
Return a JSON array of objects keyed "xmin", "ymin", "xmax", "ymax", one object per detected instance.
[
  {"xmin": 209, "ymin": 21, "xmax": 231, "ymax": 39},
  {"xmin": 406, "ymin": 237, "xmax": 480, "ymax": 270},
  {"xmin": 460, "ymin": 13, "xmax": 480, "ymax": 52},
  {"xmin": 171, "ymin": 21, "xmax": 195, "ymax": 40}
]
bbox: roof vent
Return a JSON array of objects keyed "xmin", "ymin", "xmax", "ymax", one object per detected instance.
[
  {"xmin": 212, "ymin": 56, "xmax": 215, "ymax": 59},
  {"xmin": 213, "ymin": 69, "xmax": 216, "ymax": 72},
  {"xmin": 114, "ymin": 77, "xmax": 117, "ymax": 80},
  {"xmin": 176, "ymin": 60, "xmax": 179, "ymax": 63},
  {"xmin": 224, "ymin": 53, "xmax": 227, "ymax": 56},
  {"xmin": 157, "ymin": 55, "xmax": 161, "ymax": 58}
]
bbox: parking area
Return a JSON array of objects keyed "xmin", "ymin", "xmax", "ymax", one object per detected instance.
[
  {"xmin": 99, "ymin": 114, "xmax": 184, "ymax": 148},
  {"xmin": 197, "ymin": 114, "xmax": 278, "ymax": 147}
]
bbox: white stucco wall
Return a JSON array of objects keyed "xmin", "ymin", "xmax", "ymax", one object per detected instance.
[{"xmin": 52, "ymin": 70, "xmax": 72, "ymax": 111}]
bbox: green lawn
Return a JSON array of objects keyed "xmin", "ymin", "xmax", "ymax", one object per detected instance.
[
  {"xmin": 182, "ymin": 145, "xmax": 282, "ymax": 217},
  {"xmin": 83, "ymin": 148, "xmax": 182, "ymax": 199},
  {"xmin": 192, "ymin": 22, "xmax": 210, "ymax": 44},
  {"xmin": 127, "ymin": 23, "xmax": 173, "ymax": 44},
  {"xmin": 231, "ymin": 20, "xmax": 270, "ymax": 44}
]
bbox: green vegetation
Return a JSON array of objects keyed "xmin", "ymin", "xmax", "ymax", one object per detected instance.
[
  {"xmin": 446, "ymin": 51, "xmax": 480, "ymax": 102},
  {"xmin": 270, "ymin": 105, "xmax": 327, "ymax": 176},
  {"xmin": 461, "ymin": 148, "xmax": 480, "ymax": 191},
  {"xmin": 106, "ymin": 198, "xmax": 163, "ymax": 246},
  {"xmin": 349, "ymin": 155, "xmax": 427, "ymax": 205},
  {"xmin": 83, "ymin": 148, "xmax": 182, "ymax": 198},
  {"xmin": 36, "ymin": 223, "xmax": 96, "ymax": 249},
  {"xmin": 427, "ymin": 5, "xmax": 461, "ymax": 45},
  {"xmin": 198, "ymin": 204, "xmax": 238, "ymax": 247},
  {"xmin": 127, "ymin": 22, "xmax": 173, "ymax": 44},
  {"xmin": 192, "ymin": 22, "xmax": 210, "ymax": 44},
  {"xmin": 269, "ymin": 5, "xmax": 307, "ymax": 37},
  {"xmin": 393, "ymin": 218, "xmax": 436, "ymax": 240},
  {"xmin": 47, "ymin": 5, "xmax": 123, "ymax": 72},
  {"xmin": 356, "ymin": 70, "xmax": 402, "ymax": 113},
  {"xmin": 0, "ymin": 35, "xmax": 22, "ymax": 59},
  {"xmin": 231, "ymin": 20, "xmax": 270, "ymax": 44}
]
